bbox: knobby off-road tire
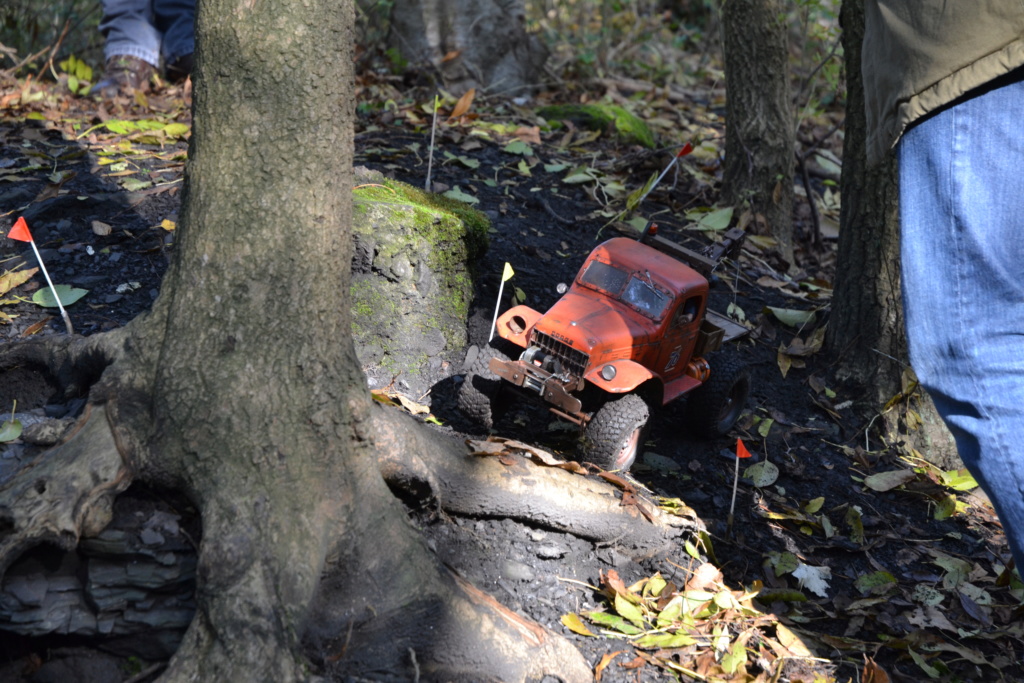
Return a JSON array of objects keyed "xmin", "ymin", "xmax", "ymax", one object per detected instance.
[
  {"xmin": 457, "ymin": 342, "xmax": 512, "ymax": 430},
  {"xmin": 579, "ymin": 393, "xmax": 651, "ymax": 472},
  {"xmin": 686, "ymin": 352, "xmax": 750, "ymax": 438}
]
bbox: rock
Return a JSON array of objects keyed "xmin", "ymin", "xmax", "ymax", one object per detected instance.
[
  {"xmin": 535, "ymin": 544, "xmax": 566, "ymax": 560},
  {"xmin": 0, "ymin": 490, "xmax": 197, "ymax": 659},
  {"xmin": 350, "ymin": 167, "xmax": 488, "ymax": 399},
  {"xmin": 28, "ymin": 648, "xmax": 125, "ymax": 683},
  {"xmin": 501, "ymin": 560, "xmax": 536, "ymax": 582}
]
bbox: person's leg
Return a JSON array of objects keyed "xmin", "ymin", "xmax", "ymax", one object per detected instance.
[
  {"xmin": 99, "ymin": 0, "xmax": 161, "ymax": 66},
  {"xmin": 899, "ymin": 69, "xmax": 1024, "ymax": 568},
  {"xmin": 153, "ymin": 0, "xmax": 195, "ymax": 76}
]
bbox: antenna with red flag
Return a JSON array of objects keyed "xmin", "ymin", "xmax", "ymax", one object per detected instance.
[{"xmin": 7, "ymin": 217, "xmax": 74, "ymax": 335}]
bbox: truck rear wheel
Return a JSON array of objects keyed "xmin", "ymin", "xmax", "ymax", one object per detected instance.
[
  {"xmin": 457, "ymin": 343, "xmax": 511, "ymax": 430},
  {"xmin": 686, "ymin": 353, "xmax": 749, "ymax": 438},
  {"xmin": 579, "ymin": 393, "xmax": 650, "ymax": 471}
]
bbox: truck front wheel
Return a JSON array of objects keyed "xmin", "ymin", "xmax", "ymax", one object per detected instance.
[
  {"xmin": 579, "ymin": 393, "xmax": 650, "ymax": 471},
  {"xmin": 686, "ymin": 353, "xmax": 750, "ymax": 437},
  {"xmin": 457, "ymin": 343, "xmax": 511, "ymax": 430}
]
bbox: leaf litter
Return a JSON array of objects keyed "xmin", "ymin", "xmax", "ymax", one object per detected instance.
[{"xmin": 3, "ymin": 42, "xmax": 1024, "ymax": 683}]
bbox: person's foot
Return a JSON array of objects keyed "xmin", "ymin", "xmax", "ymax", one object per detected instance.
[
  {"xmin": 93, "ymin": 55, "xmax": 155, "ymax": 95},
  {"xmin": 165, "ymin": 53, "xmax": 194, "ymax": 83}
]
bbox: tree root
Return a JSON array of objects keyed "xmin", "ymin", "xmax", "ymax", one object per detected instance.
[
  {"xmin": 0, "ymin": 405, "xmax": 132, "ymax": 575},
  {"xmin": 371, "ymin": 404, "xmax": 701, "ymax": 555}
]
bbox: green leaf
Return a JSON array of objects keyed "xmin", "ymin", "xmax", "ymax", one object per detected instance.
[
  {"xmin": 562, "ymin": 166, "xmax": 599, "ymax": 184},
  {"xmin": 743, "ymin": 460, "xmax": 779, "ymax": 487},
  {"xmin": 804, "ymin": 497, "xmax": 825, "ymax": 514},
  {"xmin": 721, "ymin": 642, "xmax": 747, "ymax": 674},
  {"xmin": 105, "ymin": 120, "xmax": 140, "ymax": 135},
  {"xmin": 0, "ymin": 419, "xmax": 23, "ymax": 442},
  {"xmin": 766, "ymin": 306, "xmax": 816, "ymax": 327},
  {"xmin": 544, "ymin": 162, "xmax": 569, "ymax": 173},
  {"xmin": 655, "ymin": 595, "xmax": 684, "ymax": 628},
  {"xmin": 502, "ymin": 139, "xmax": 532, "ymax": 156},
  {"xmin": 443, "ymin": 186, "xmax": 479, "ymax": 205},
  {"xmin": 516, "ymin": 159, "xmax": 532, "ymax": 176},
  {"xmin": 845, "ymin": 505, "xmax": 865, "ymax": 544},
  {"xmin": 768, "ymin": 551, "xmax": 800, "ymax": 576},
  {"xmin": 163, "ymin": 122, "xmax": 190, "ymax": 139},
  {"xmin": 939, "ymin": 468, "xmax": 978, "ymax": 491},
  {"xmin": 685, "ymin": 206, "xmax": 734, "ymax": 231},
  {"xmin": 32, "ymin": 285, "xmax": 88, "ymax": 308},
  {"xmin": 121, "ymin": 177, "xmax": 152, "ymax": 191},
  {"xmin": 754, "ymin": 589, "xmax": 807, "ymax": 603},
  {"xmin": 626, "ymin": 171, "xmax": 657, "ymax": 212},
  {"xmin": 585, "ymin": 610, "xmax": 643, "ymax": 635},
  {"xmin": 614, "ymin": 592, "xmax": 646, "ymax": 628},
  {"xmin": 909, "ymin": 649, "xmax": 942, "ymax": 679},
  {"xmin": 442, "ymin": 151, "xmax": 480, "ymax": 169},
  {"xmin": 634, "ymin": 632, "xmax": 696, "ymax": 649},
  {"xmin": 854, "ymin": 571, "xmax": 897, "ymax": 596}
]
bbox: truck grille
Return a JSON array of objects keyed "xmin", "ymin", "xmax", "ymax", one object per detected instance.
[{"xmin": 530, "ymin": 331, "xmax": 590, "ymax": 377}]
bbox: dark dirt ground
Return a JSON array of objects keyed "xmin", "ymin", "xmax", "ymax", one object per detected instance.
[{"xmin": 2, "ymin": 76, "xmax": 1023, "ymax": 683}]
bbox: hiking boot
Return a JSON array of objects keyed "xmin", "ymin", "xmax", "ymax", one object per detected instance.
[
  {"xmin": 93, "ymin": 55, "xmax": 155, "ymax": 95},
  {"xmin": 165, "ymin": 53, "xmax": 194, "ymax": 83}
]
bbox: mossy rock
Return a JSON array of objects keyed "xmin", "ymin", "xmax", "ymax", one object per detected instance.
[
  {"xmin": 351, "ymin": 167, "xmax": 489, "ymax": 397},
  {"xmin": 538, "ymin": 104, "xmax": 656, "ymax": 148}
]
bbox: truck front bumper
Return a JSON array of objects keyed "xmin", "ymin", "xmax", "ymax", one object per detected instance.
[{"xmin": 488, "ymin": 358, "xmax": 584, "ymax": 416}]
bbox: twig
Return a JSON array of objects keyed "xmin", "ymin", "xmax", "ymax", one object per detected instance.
[
  {"xmin": 425, "ymin": 94, "xmax": 439, "ymax": 191},
  {"xmin": 409, "ymin": 648, "xmax": 420, "ymax": 683},
  {"xmin": 35, "ymin": 20, "xmax": 71, "ymax": 81},
  {"xmin": 124, "ymin": 662, "xmax": 166, "ymax": 683}
]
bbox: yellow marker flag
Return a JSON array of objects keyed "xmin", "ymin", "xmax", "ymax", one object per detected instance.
[{"xmin": 502, "ymin": 262, "xmax": 515, "ymax": 282}]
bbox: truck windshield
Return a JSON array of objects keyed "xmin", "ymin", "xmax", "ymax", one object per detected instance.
[
  {"xmin": 579, "ymin": 260, "xmax": 628, "ymax": 295},
  {"xmin": 622, "ymin": 276, "xmax": 670, "ymax": 318},
  {"xmin": 579, "ymin": 261, "xmax": 670, "ymax": 319}
]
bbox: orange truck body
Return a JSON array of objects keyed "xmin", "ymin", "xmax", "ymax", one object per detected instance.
[{"xmin": 489, "ymin": 227, "xmax": 747, "ymax": 426}]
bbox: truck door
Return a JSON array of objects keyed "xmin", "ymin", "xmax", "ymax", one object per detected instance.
[{"xmin": 658, "ymin": 295, "xmax": 703, "ymax": 380}]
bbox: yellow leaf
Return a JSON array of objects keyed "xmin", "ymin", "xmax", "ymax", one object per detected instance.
[
  {"xmin": 614, "ymin": 592, "xmax": 646, "ymax": 628},
  {"xmin": 161, "ymin": 219, "xmax": 176, "ymax": 231},
  {"xmin": 560, "ymin": 612, "xmax": 595, "ymax": 637},
  {"xmin": 0, "ymin": 267, "xmax": 38, "ymax": 297},
  {"xmin": 777, "ymin": 349, "xmax": 792, "ymax": 378},
  {"xmin": 396, "ymin": 394, "xmax": 430, "ymax": 415}
]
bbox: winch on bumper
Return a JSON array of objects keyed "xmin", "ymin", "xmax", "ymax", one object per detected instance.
[{"xmin": 488, "ymin": 353, "xmax": 585, "ymax": 419}]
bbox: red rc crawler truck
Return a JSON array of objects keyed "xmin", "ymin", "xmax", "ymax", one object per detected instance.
[{"xmin": 458, "ymin": 223, "xmax": 750, "ymax": 472}]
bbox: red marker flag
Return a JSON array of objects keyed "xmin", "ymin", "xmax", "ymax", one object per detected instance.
[
  {"xmin": 8, "ymin": 216, "xmax": 32, "ymax": 242},
  {"xmin": 736, "ymin": 438, "xmax": 752, "ymax": 459}
]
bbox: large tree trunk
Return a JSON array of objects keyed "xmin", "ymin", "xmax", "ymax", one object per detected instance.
[
  {"xmin": 721, "ymin": 0, "xmax": 795, "ymax": 267},
  {"xmin": 827, "ymin": 0, "xmax": 957, "ymax": 467},
  {"xmin": 387, "ymin": 0, "xmax": 549, "ymax": 96},
  {"xmin": 0, "ymin": 0, "xmax": 596, "ymax": 679}
]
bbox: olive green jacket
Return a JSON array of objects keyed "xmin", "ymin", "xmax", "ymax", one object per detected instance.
[{"xmin": 863, "ymin": 1, "xmax": 1024, "ymax": 165}]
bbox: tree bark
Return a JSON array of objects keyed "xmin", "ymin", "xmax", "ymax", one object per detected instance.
[
  {"xmin": 0, "ymin": 0, "xmax": 594, "ymax": 679},
  {"xmin": 827, "ymin": 0, "xmax": 958, "ymax": 467},
  {"xmin": 388, "ymin": 0, "xmax": 549, "ymax": 96},
  {"xmin": 721, "ymin": 0, "xmax": 795, "ymax": 266}
]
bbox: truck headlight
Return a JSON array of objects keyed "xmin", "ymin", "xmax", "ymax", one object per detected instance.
[{"xmin": 601, "ymin": 364, "xmax": 616, "ymax": 381}]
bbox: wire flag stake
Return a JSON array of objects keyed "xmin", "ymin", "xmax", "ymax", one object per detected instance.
[
  {"xmin": 7, "ymin": 216, "xmax": 74, "ymax": 335},
  {"xmin": 488, "ymin": 262, "xmax": 514, "ymax": 343}
]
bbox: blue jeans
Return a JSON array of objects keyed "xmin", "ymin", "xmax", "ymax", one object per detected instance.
[
  {"xmin": 899, "ymin": 69, "xmax": 1024, "ymax": 569},
  {"xmin": 100, "ymin": 0, "xmax": 194, "ymax": 67}
]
